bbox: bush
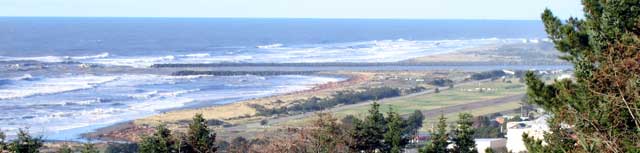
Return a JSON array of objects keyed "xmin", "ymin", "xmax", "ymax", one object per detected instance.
[
  {"xmin": 470, "ymin": 70, "xmax": 506, "ymax": 80},
  {"xmin": 429, "ymin": 78, "xmax": 454, "ymax": 87}
]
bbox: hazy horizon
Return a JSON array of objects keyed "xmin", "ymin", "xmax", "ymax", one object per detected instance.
[{"xmin": 2, "ymin": 0, "xmax": 583, "ymax": 20}]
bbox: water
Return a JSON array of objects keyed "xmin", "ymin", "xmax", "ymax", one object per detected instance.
[
  {"xmin": 0, "ymin": 18, "xmax": 547, "ymax": 67},
  {"xmin": 0, "ymin": 18, "xmax": 549, "ymax": 139}
]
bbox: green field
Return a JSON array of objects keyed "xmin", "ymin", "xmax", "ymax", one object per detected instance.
[{"xmin": 276, "ymin": 79, "xmax": 526, "ymax": 129}]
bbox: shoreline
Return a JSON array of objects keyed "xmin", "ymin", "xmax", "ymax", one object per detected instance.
[{"xmin": 82, "ymin": 72, "xmax": 365, "ymax": 142}]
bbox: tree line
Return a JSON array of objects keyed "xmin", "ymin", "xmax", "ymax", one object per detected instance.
[{"xmin": 250, "ymin": 87, "xmax": 406, "ymax": 116}]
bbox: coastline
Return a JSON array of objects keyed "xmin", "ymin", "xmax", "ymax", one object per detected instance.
[{"xmin": 83, "ymin": 72, "xmax": 368, "ymax": 142}]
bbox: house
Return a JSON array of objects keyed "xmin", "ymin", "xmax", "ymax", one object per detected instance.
[
  {"xmin": 475, "ymin": 138, "xmax": 507, "ymax": 153},
  {"xmin": 505, "ymin": 115, "xmax": 549, "ymax": 152}
]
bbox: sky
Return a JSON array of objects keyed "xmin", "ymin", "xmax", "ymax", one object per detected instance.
[{"xmin": 0, "ymin": 0, "xmax": 583, "ymax": 20}]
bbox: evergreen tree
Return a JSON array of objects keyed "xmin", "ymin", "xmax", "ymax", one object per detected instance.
[
  {"xmin": 8, "ymin": 129, "xmax": 43, "ymax": 153},
  {"xmin": 184, "ymin": 113, "xmax": 218, "ymax": 153},
  {"xmin": 350, "ymin": 102, "xmax": 386, "ymax": 152},
  {"xmin": 526, "ymin": 0, "xmax": 640, "ymax": 152},
  {"xmin": 309, "ymin": 113, "xmax": 349, "ymax": 153},
  {"xmin": 81, "ymin": 143, "xmax": 100, "ymax": 153},
  {"xmin": 383, "ymin": 109, "xmax": 409, "ymax": 153},
  {"xmin": 484, "ymin": 147, "xmax": 494, "ymax": 153},
  {"xmin": 407, "ymin": 110, "xmax": 425, "ymax": 137},
  {"xmin": 341, "ymin": 115, "xmax": 358, "ymax": 130},
  {"xmin": 0, "ymin": 130, "xmax": 6, "ymax": 151},
  {"xmin": 420, "ymin": 114, "xmax": 449, "ymax": 153},
  {"xmin": 452, "ymin": 113, "xmax": 477, "ymax": 153},
  {"xmin": 139, "ymin": 124, "xmax": 176, "ymax": 153}
]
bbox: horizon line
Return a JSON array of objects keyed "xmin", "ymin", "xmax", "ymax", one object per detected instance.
[{"xmin": 0, "ymin": 16, "xmax": 543, "ymax": 21}]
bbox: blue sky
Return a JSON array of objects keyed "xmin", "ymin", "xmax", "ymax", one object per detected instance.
[{"xmin": 0, "ymin": 0, "xmax": 583, "ymax": 20}]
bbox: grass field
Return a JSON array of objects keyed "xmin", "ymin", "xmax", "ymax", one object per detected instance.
[{"xmin": 276, "ymin": 78, "xmax": 526, "ymax": 130}]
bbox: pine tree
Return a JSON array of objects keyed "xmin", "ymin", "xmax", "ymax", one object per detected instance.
[
  {"xmin": 407, "ymin": 110, "xmax": 425, "ymax": 137},
  {"xmin": 484, "ymin": 147, "xmax": 495, "ymax": 153},
  {"xmin": 139, "ymin": 124, "xmax": 176, "ymax": 153},
  {"xmin": 184, "ymin": 113, "xmax": 218, "ymax": 153},
  {"xmin": 0, "ymin": 130, "xmax": 6, "ymax": 152},
  {"xmin": 383, "ymin": 109, "xmax": 409, "ymax": 153},
  {"xmin": 420, "ymin": 114, "xmax": 449, "ymax": 153},
  {"xmin": 452, "ymin": 113, "xmax": 477, "ymax": 153},
  {"xmin": 350, "ymin": 102, "xmax": 386, "ymax": 152},
  {"xmin": 8, "ymin": 129, "xmax": 43, "ymax": 153},
  {"xmin": 526, "ymin": 0, "xmax": 640, "ymax": 152},
  {"xmin": 309, "ymin": 113, "xmax": 349, "ymax": 153}
]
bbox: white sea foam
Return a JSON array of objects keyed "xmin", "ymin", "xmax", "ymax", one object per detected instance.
[
  {"xmin": 0, "ymin": 38, "xmax": 536, "ymax": 68},
  {"xmin": 0, "ymin": 52, "xmax": 110, "ymax": 63},
  {"xmin": 0, "ymin": 74, "xmax": 344, "ymax": 139},
  {"xmin": 0, "ymin": 75, "xmax": 119, "ymax": 100},
  {"xmin": 256, "ymin": 43, "xmax": 284, "ymax": 49}
]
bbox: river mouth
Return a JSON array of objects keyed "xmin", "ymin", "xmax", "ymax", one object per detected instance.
[
  {"xmin": 0, "ymin": 59, "xmax": 570, "ymax": 141},
  {"xmin": 0, "ymin": 62, "xmax": 344, "ymax": 141}
]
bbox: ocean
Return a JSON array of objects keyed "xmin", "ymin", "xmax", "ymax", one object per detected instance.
[{"xmin": 0, "ymin": 18, "xmax": 548, "ymax": 140}]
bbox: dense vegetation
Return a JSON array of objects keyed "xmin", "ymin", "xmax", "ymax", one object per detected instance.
[
  {"xmin": 469, "ymin": 70, "xmax": 506, "ymax": 80},
  {"xmin": 171, "ymin": 70, "xmax": 316, "ymax": 76},
  {"xmin": 0, "ymin": 103, "xmax": 506, "ymax": 153},
  {"xmin": 138, "ymin": 114, "xmax": 218, "ymax": 153},
  {"xmin": 420, "ymin": 113, "xmax": 479, "ymax": 153},
  {"xmin": 251, "ymin": 87, "xmax": 405, "ymax": 116},
  {"xmin": 428, "ymin": 78, "xmax": 454, "ymax": 87},
  {"xmin": 524, "ymin": 1, "xmax": 640, "ymax": 152}
]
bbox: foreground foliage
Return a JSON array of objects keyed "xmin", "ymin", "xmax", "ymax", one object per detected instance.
[
  {"xmin": 525, "ymin": 0, "xmax": 640, "ymax": 152},
  {"xmin": 139, "ymin": 113, "xmax": 218, "ymax": 153}
]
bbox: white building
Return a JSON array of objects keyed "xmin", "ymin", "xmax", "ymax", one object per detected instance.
[
  {"xmin": 505, "ymin": 115, "xmax": 549, "ymax": 153},
  {"xmin": 475, "ymin": 138, "xmax": 507, "ymax": 153}
]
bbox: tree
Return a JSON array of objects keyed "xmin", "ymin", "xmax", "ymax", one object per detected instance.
[
  {"xmin": 0, "ymin": 130, "xmax": 6, "ymax": 151},
  {"xmin": 308, "ymin": 113, "xmax": 350, "ymax": 153},
  {"xmin": 383, "ymin": 109, "xmax": 409, "ymax": 153},
  {"xmin": 407, "ymin": 110, "xmax": 425, "ymax": 137},
  {"xmin": 452, "ymin": 113, "xmax": 477, "ymax": 153},
  {"xmin": 525, "ymin": 1, "xmax": 640, "ymax": 152},
  {"xmin": 350, "ymin": 102, "xmax": 387, "ymax": 152},
  {"xmin": 341, "ymin": 115, "xmax": 358, "ymax": 129},
  {"xmin": 139, "ymin": 124, "xmax": 176, "ymax": 153},
  {"xmin": 420, "ymin": 114, "xmax": 449, "ymax": 153},
  {"xmin": 8, "ymin": 129, "xmax": 43, "ymax": 153},
  {"xmin": 81, "ymin": 143, "xmax": 100, "ymax": 153},
  {"xmin": 184, "ymin": 113, "xmax": 218, "ymax": 153},
  {"xmin": 484, "ymin": 147, "xmax": 495, "ymax": 153}
]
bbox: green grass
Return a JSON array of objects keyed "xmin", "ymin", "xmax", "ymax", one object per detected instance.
[
  {"xmin": 276, "ymin": 79, "xmax": 526, "ymax": 127},
  {"xmin": 333, "ymin": 79, "xmax": 525, "ymax": 118},
  {"xmin": 418, "ymin": 100, "xmax": 520, "ymax": 132}
]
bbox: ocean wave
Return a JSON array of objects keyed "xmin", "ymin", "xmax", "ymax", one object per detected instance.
[
  {"xmin": 256, "ymin": 43, "xmax": 284, "ymax": 49},
  {"xmin": 129, "ymin": 90, "xmax": 159, "ymax": 99},
  {"xmin": 0, "ymin": 75, "xmax": 120, "ymax": 100},
  {"xmin": 0, "ymin": 52, "xmax": 110, "ymax": 63},
  {"xmin": 0, "ymin": 38, "xmax": 539, "ymax": 68}
]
